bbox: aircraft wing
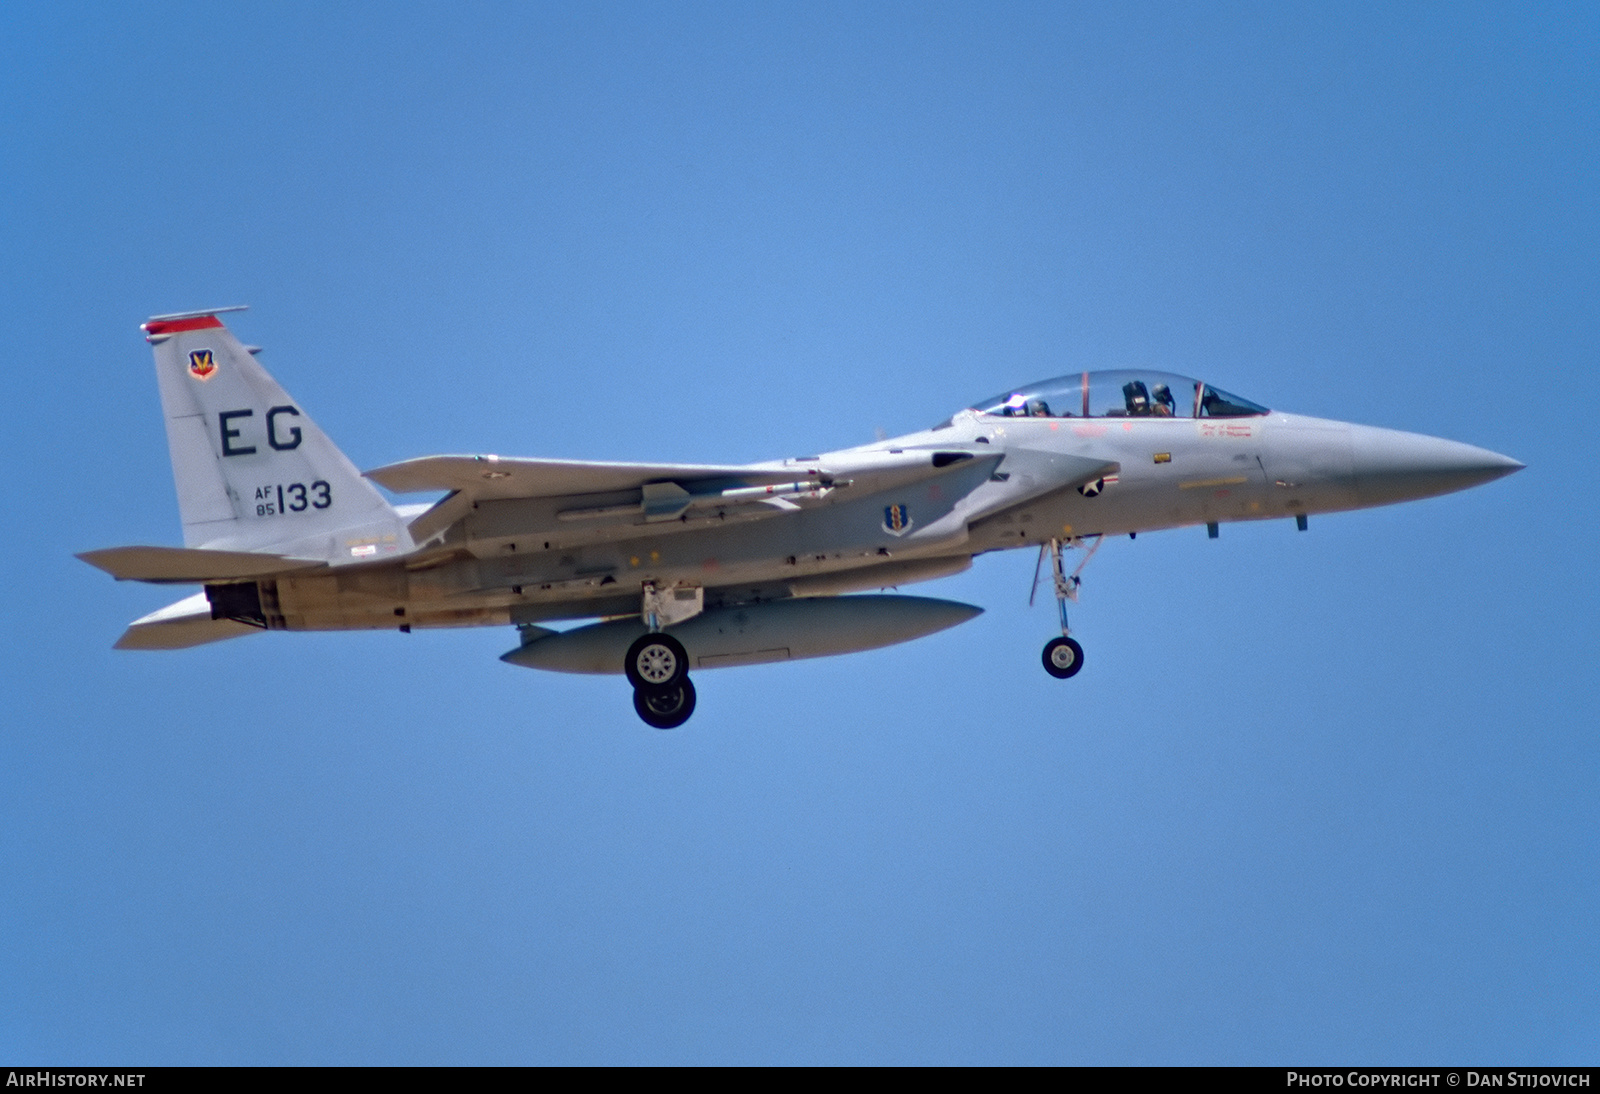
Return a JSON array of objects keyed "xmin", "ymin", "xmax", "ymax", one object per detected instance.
[
  {"xmin": 365, "ymin": 450, "xmax": 999, "ymax": 544},
  {"xmin": 364, "ymin": 455, "xmax": 804, "ymax": 500}
]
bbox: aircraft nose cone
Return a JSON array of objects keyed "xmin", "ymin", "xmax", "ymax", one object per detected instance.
[{"xmin": 1348, "ymin": 424, "xmax": 1524, "ymax": 507}]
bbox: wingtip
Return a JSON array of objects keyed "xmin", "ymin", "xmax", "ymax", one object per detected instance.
[{"xmin": 75, "ymin": 548, "xmax": 120, "ymax": 578}]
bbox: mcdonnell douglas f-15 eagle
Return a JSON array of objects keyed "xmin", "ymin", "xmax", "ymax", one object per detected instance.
[{"xmin": 81, "ymin": 308, "xmax": 1522, "ymax": 727}]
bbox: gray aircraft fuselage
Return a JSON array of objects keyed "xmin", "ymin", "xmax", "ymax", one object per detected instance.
[{"xmin": 283, "ymin": 405, "xmax": 1515, "ymax": 634}]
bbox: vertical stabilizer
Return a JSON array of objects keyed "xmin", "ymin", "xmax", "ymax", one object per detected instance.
[{"xmin": 142, "ymin": 308, "xmax": 411, "ymax": 562}]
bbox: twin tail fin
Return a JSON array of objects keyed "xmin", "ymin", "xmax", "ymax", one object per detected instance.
[{"xmin": 141, "ymin": 307, "xmax": 410, "ymax": 562}]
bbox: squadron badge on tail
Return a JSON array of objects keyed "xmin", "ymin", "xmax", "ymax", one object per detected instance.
[{"xmin": 187, "ymin": 349, "xmax": 217, "ymax": 380}]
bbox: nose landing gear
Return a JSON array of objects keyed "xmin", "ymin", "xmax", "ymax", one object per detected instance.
[
  {"xmin": 1042, "ymin": 635, "xmax": 1084, "ymax": 679},
  {"xmin": 1032, "ymin": 536, "xmax": 1100, "ymax": 680}
]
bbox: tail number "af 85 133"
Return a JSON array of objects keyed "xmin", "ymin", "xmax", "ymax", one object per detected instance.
[{"xmin": 253, "ymin": 481, "xmax": 331, "ymax": 516}]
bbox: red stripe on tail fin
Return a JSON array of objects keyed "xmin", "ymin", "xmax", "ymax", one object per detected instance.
[{"xmin": 142, "ymin": 315, "xmax": 225, "ymax": 339}]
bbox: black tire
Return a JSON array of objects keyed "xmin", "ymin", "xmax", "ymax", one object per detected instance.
[
  {"xmin": 1042, "ymin": 636, "xmax": 1084, "ymax": 679},
  {"xmin": 624, "ymin": 632, "xmax": 688, "ymax": 689},
  {"xmin": 633, "ymin": 677, "xmax": 697, "ymax": 730}
]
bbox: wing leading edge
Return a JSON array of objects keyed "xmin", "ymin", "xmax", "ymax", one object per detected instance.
[
  {"xmin": 364, "ymin": 455, "xmax": 807, "ymax": 500},
  {"xmin": 364, "ymin": 449, "xmax": 1017, "ymax": 545}
]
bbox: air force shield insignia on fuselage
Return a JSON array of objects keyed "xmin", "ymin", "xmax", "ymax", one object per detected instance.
[
  {"xmin": 882, "ymin": 504, "xmax": 912, "ymax": 536},
  {"xmin": 187, "ymin": 349, "xmax": 218, "ymax": 380}
]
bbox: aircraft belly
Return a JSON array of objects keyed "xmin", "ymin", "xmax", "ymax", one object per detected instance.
[
  {"xmin": 270, "ymin": 550, "xmax": 980, "ymax": 635},
  {"xmin": 267, "ymin": 476, "xmax": 986, "ymax": 631}
]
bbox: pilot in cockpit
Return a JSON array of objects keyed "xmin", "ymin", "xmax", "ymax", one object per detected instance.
[{"xmin": 1151, "ymin": 383, "xmax": 1175, "ymax": 417}]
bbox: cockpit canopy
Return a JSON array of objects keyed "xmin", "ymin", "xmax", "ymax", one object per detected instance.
[{"xmin": 969, "ymin": 370, "xmax": 1269, "ymax": 420}]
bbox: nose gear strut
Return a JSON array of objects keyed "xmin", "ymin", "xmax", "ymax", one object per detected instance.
[{"xmin": 1032, "ymin": 536, "xmax": 1102, "ymax": 679}]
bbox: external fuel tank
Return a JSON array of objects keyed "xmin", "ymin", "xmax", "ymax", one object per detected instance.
[{"xmin": 502, "ymin": 594, "xmax": 983, "ymax": 674}]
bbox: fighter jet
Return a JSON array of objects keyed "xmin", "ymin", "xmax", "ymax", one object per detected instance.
[{"xmin": 81, "ymin": 308, "xmax": 1523, "ymax": 728}]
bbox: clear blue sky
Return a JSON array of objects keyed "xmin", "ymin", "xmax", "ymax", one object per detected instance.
[{"xmin": 2, "ymin": 1, "xmax": 1595, "ymax": 1064}]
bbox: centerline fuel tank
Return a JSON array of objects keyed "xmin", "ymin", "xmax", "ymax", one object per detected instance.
[{"xmin": 501, "ymin": 594, "xmax": 983, "ymax": 674}]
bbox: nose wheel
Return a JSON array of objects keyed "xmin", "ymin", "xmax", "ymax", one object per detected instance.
[
  {"xmin": 1042, "ymin": 636, "xmax": 1084, "ymax": 678},
  {"xmin": 1033, "ymin": 536, "xmax": 1100, "ymax": 680}
]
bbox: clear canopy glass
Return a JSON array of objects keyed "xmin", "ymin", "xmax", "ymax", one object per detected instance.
[{"xmin": 969, "ymin": 370, "xmax": 1269, "ymax": 420}]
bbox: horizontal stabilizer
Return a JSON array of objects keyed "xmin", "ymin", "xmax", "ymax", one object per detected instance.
[
  {"xmin": 114, "ymin": 592, "xmax": 261, "ymax": 650},
  {"xmin": 78, "ymin": 545, "xmax": 325, "ymax": 583}
]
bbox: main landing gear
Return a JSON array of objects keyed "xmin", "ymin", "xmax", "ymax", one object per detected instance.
[
  {"xmin": 633, "ymin": 676, "xmax": 697, "ymax": 729},
  {"xmin": 624, "ymin": 631, "xmax": 696, "ymax": 729},
  {"xmin": 1032, "ymin": 536, "xmax": 1101, "ymax": 680}
]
